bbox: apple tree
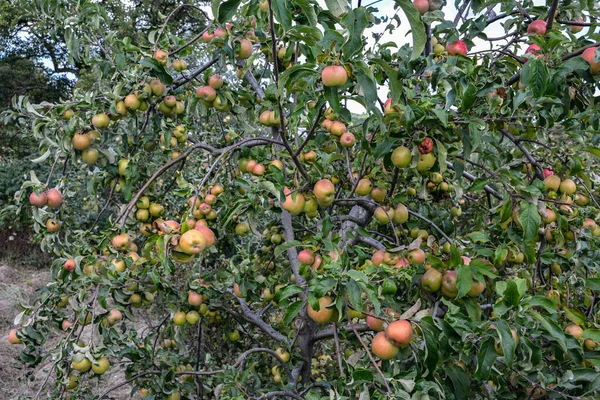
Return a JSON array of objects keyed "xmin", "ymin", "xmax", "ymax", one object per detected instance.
[{"xmin": 5, "ymin": 0, "xmax": 600, "ymax": 399}]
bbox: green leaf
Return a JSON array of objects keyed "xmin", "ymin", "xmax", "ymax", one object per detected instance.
[
  {"xmin": 341, "ymin": 8, "xmax": 368, "ymax": 59},
  {"xmin": 283, "ymin": 300, "xmax": 303, "ymax": 325},
  {"xmin": 528, "ymin": 58, "xmax": 548, "ymax": 98},
  {"xmin": 530, "ymin": 310, "xmax": 568, "ymax": 353},
  {"xmin": 324, "ymin": 86, "xmax": 340, "ymax": 112},
  {"xmin": 211, "ymin": 0, "xmax": 242, "ymax": 24},
  {"xmin": 140, "ymin": 58, "xmax": 173, "ymax": 85},
  {"xmin": 346, "ymin": 280, "xmax": 362, "ymax": 311},
  {"xmin": 586, "ymin": 278, "xmax": 600, "ymax": 291},
  {"xmin": 274, "ymin": 285, "xmax": 303, "ymax": 302},
  {"xmin": 278, "ymin": 63, "xmax": 316, "ymax": 97},
  {"xmin": 504, "ymin": 279, "xmax": 521, "ymax": 307},
  {"xmin": 517, "ymin": 200, "xmax": 541, "ymax": 242},
  {"xmin": 456, "ymin": 264, "xmax": 472, "ymax": 299},
  {"xmin": 395, "ymin": 0, "xmax": 427, "ymax": 60},
  {"xmin": 274, "ymin": 240, "xmax": 303, "ymax": 258},
  {"xmin": 583, "ymin": 329, "xmax": 600, "ymax": 342},
  {"xmin": 324, "ymin": 0, "xmax": 348, "ymax": 17},
  {"xmin": 354, "ymin": 62, "xmax": 377, "ymax": 111},
  {"xmin": 564, "ymin": 307, "xmax": 587, "ymax": 326},
  {"xmin": 583, "ymin": 146, "xmax": 600, "ymax": 158},
  {"xmin": 461, "ymin": 83, "xmax": 477, "ymax": 111},
  {"xmin": 446, "ymin": 365, "xmax": 470, "ymax": 400},
  {"xmin": 293, "ymin": 0, "xmax": 317, "ymax": 25},
  {"xmin": 474, "ymin": 338, "xmax": 497, "ymax": 380},
  {"xmin": 370, "ymin": 58, "xmax": 402, "ymax": 103},
  {"xmin": 494, "ymin": 320, "xmax": 516, "ymax": 367},
  {"xmin": 272, "ymin": 0, "xmax": 292, "ymax": 30}
]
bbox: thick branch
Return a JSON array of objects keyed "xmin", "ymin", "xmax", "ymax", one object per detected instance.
[{"xmin": 233, "ymin": 293, "xmax": 290, "ymax": 345}]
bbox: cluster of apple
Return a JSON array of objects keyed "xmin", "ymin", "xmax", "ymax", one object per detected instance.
[
  {"xmin": 370, "ymin": 319, "xmax": 413, "ymax": 360},
  {"xmin": 321, "ymin": 118, "xmax": 355, "ymax": 148},
  {"xmin": 196, "ymin": 74, "xmax": 230, "ymax": 112},
  {"xmin": 412, "ymin": 0, "xmax": 442, "ymax": 15},
  {"xmin": 29, "ymin": 187, "xmax": 63, "ymax": 232},
  {"xmin": 420, "ymin": 257, "xmax": 487, "ymax": 298},
  {"xmin": 371, "ymin": 247, "xmax": 425, "ymax": 270},
  {"xmin": 70, "ymin": 129, "xmax": 101, "ymax": 165},
  {"xmin": 259, "ymin": 109, "xmax": 282, "ymax": 127},
  {"xmin": 239, "ymin": 157, "xmax": 282, "ymax": 176},
  {"xmin": 158, "ymin": 125, "xmax": 190, "ymax": 160},
  {"xmin": 201, "ymin": 23, "xmax": 254, "ymax": 60}
]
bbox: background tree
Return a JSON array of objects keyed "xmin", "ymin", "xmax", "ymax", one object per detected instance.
[{"xmin": 4, "ymin": 0, "xmax": 600, "ymax": 399}]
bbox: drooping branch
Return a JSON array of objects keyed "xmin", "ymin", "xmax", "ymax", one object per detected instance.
[{"xmin": 154, "ymin": 4, "xmax": 209, "ymax": 52}]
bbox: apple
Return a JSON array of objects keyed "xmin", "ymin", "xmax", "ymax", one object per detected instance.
[
  {"xmin": 276, "ymin": 348, "xmax": 290, "ymax": 363},
  {"xmin": 408, "ymin": 248, "xmax": 426, "ymax": 265},
  {"xmin": 371, "ymin": 187, "xmax": 387, "ymax": 202},
  {"xmin": 61, "ymin": 320, "xmax": 72, "ymax": 331},
  {"xmin": 421, "ymin": 269, "xmax": 442, "ymax": 293},
  {"xmin": 163, "ymin": 95, "xmax": 177, "ymax": 108},
  {"xmin": 583, "ymin": 218, "xmax": 598, "ymax": 231},
  {"xmin": 195, "ymin": 225, "xmax": 215, "ymax": 247},
  {"xmin": 541, "ymin": 208, "xmax": 557, "ymax": 224},
  {"xmin": 211, "ymin": 185, "xmax": 224, "ymax": 196},
  {"xmin": 371, "ymin": 332, "xmax": 399, "ymax": 360},
  {"xmin": 8, "ymin": 329, "xmax": 21, "ymax": 344},
  {"xmin": 150, "ymin": 79, "xmax": 166, "ymax": 96},
  {"xmin": 173, "ymin": 311, "xmax": 187, "ymax": 326},
  {"xmin": 149, "ymin": 203, "xmax": 164, "ymax": 217},
  {"xmin": 559, "ymin": 178, "xmax": 576, "ymax": 195},
  {"xmin": 543, "ymin": 175, "xmax": 560, "ymax": 192},
  {"xmin": 179, "ymin": 229, "xmax": 207, "ymax": 255},
  {"xmin": 582, "ymin": 47, "xmax": 600, "ymax": 74},
  {"xmin": 441, "ymin": 270, "xmax": 458, "ymax": 298},
  {"xmin": 366, "ymin": 315, "xmax": 385, "ymax": 331},
  {"xmin": 196, "ymin": 85, "xmax": 217, "ymax": 103},
  {"xmin": 63, "ymin": 109, "xmax": 74, "ymax": 120},
  {"xmin": 390, "ymin": 204, "xmax": 408, "ymax": 224},
  {"xmin": 46, "ymin": 188, "xmax": 63, "ymax": 208},
  {"xmin": 92, "ymin": 113, "xmax": 110, "ymax": 129},
  {"xmin": 46, "ymin": 219, "xmax": 60, "ymax": 232},
  {"xmin": 282, "ymin": 188, "xmax": 305, "ymax": 215},
  {"xmin": 233, "ymin": 283, "xmax": 245, "ymax": 298},
  {"xmin": 186, "ymin": 311, "xmax": 200, "ymax": 324},
  {"xmin": 172, "ymin": 59, "xmax": 187, "ymax": 71},
  {"xmin": 446, "ymin": 40, "xmax": 467, "ymax": 56},
  {"xmin": 81, "ymin": 148, "xmax": 99, "ymax": 165},
  {"xmin": 209, "ymin": 74, "xmax": 224, "ymax": 89},
  {"xmin": 565, "ymin": 324, "xmax": 583, "ymax": 339},
  {"xmin": 72, "ymin": 133, "xmax": 91, "ymax": 150},
  {"xmin": 71, "ymin": 354, "xmax": 92, "ymax": 372},
  {"xmin": 330, "ymin": 121, "xmax": 347, "ymax": 137},
  {"xmin": 64, "ymin": 258, "xmax": 76, "ymax": 272},
  {"xmin": 414, "ymin": 0, "xmax": 429, "ymax": 14},
  {"xmin": 433, "ymin": 43, "xmax": 445, "ymax": 55},
  {"xmin": 308, "ymin": 296, "xmax": 334, "ymax": 323},
  {"xmin": 391, "ymin": 146, "xmax": 412, "ymax": 167},
  {"xmin": 417, "ymin": 153, "xmax": 436, "ymax": 172},
  {"xmin": 91, "ymin": 357, "xmax": 110, "ymax": 375},
  {"xmin": 525, "ymin": 44, "xmax": 541, "ymax": 57},
  {"xmin": 188, "ymin": 291, "xmax": 203, "ymax": 307},
  {"xmin": 112, "ymin": 233, "xmax": 130, "ymax": 251},
  {"xmin": 321, "ymin": 119, "xmax": 333, "ymax": 131},
  {"xmin": 571, "ymin": 17, "xmax": 585, "ymax": 33},
  {"xmin": 527, "ymin": 20, "xmax": 547, "ymax": 36},
  {"xmin": 322, "ymin": 65, "xmax": 348, "ymax": 87},
  {"xmin": 107, "ymin": 309, "xmax": 122, "ymax": 325},
  {"xmin": 313, "ymin": 179, "xmax": 335, "ymax": 207},
  {"xmin": 298, "ymin": 249, "xmax": 315, "ymax": 265},
  {"xmin": 236, "ymin": 38, "xmax": 253, "ymax": 59},
  {"xmin": 118, "ymin": 159, "xmax": 129, "ymax": 176},
  {"xmin": 371, "ymin": 250, "xmax": 386, "ymax": 266},
  {"xmin": 374, "ymin": 207, "xmax": 393, "ymax": 224},
  {"xmin": 356, "ymin": 178, "xmax": 373, "ymax": 195},
  {"xmin": 153, "ymin": 49, "xmax": 168, "ymax": 65},
  {"xmin": 235, "ymin": 222, "xmax": 250, "ymax": 236},
  {"xmin": 386, "ymin": 319, "xmax": 412, "ymax": 347},
  {"xmin": 29, "ymin": 191, "xmax": 47, "ymax": 207},
  {"xmin": 468, "ymin": 280, "xmax": 485, "ymax": 297},
  {"xmin": 124, "ymin": 94, "xmax": 140, "ymax": 110}
]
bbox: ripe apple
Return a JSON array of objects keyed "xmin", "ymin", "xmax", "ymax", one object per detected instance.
[
  {"xmin": 208, "ymin": 74, "xmax": 224, "ymax": 89},
  {"xmin": 408, "ymin": 248, "xmax": 426, "ymax": 265},
  {"xmin": 46, "ymin": 219, "xmax": 60, "ymax": 232},
  {"xmin": 153, "ymin": 49, "xmax": 168, "ymax": 65},
  {"xmin": 282, "ymin": 188, "xmax": 305, "ymax": 215},
  {"xmin": 150, "ymin": 79, "xmax": 166, "ymax": 96},
  {"xmin": 195, "ymin": 225, "xmax": 215, "ymax": 247},
  {"xmin": 371, "ymin": 250, "xmax": 386, "ymax": 266},
  {"xmin": 582, "ymin": 47, "xmax": 600, "ymax": 74},
  {"xmin": 527, "ymin": 20, "xmax": 547, "ymax": 36},
  {"xmin": 413, "ymin": 0, "xmax": 429, "ymax": 14},
  {"xmin": 371, "ymin": 331, "xmax": 399, "ymax": 360},
  {"xmin": 112, "ymin": 233, "xmax": 130, "ymax": 251},
  {"xmin": 107, "ymin": 309, "xmax": 122, "ymax": 325},
  {"xmin": 321, "ymin": 119, "xmax": 333, "ymax": 131},
  {"xmin": 233, "ymin": 283, "xmax": 245, "ymax": 298},
  {"xmin": 92, "ymin": 113, "xmax": 110, "ymax": 129},
  {"xmin": 525, "ymin": 44, "xmax": 541, "ymax": 57},
  {"xmin": 179, "ymin": 229, "xmax": 207, "ymax": 255},
  {"xmin": 421, "ymin": 268, "xmax": 442, "ymax": 293},
  {"xmin": 236, "ymin": 38, "xmax": 253, "ymax": 59},
  {"xmin": 308, "ymin": 296, "xmax": 334, "ymax": 323},
  {"xmin": 468, "ymin": 280, "xmax": 485, "ymax": 297},
  {"xmin": 571, "ymin": 17, "xmax": 585, "ymax": 33},
  {"xmin": 322, "ymin": 65, "xmax": 348, "ymax": 87},
  {"xmin": 541, "ymin": 208, "xmax": 557, "ymax": 224},
  {"xmin": 441, "ymin": 270, "xmax": 458, "ymax": 298},
  {"xmin": 196, "ymin": 85, "xmax": 217, "ymax": 102},
  {"xmin": 330, "ymin": 121, "xmax": 347, "ymax": 137},
  {"xmin": 61, "ymin": 320, "xmax": 72, "ymax": 331},
  {"xmin": 46, "ymin": 188, "xmax": 63, "ymax": 208},
  {"xmin": 64, "ymin": 258, "xmax": 76, "ymax": 272},
  {"xmin": 366, "ymin": 315, "xmax": 385, "ymax": 331},
  {"xmin": 565, "ymin": 324, "xmax": 583, "ymax": 339},
  {"xmin": 391, "ymin": 146, "xmax": 412, "ymax": 167},
  {"xmin": 29, "ymin": 191, "xmax": 47, "ymax": 207},
  {"xmin": 124, "ymin": 94, "xmax": 140, "ymax": 110},
  {"xmin": 8, "ymin": 329, "xmax": 21, "ymax": 344},
  {"xmin": 313, "ymin": 179, "xmax": 335, "ymax": 207},
  {"xmin": 356, "ymin": 179, "xmax": 373, "ymax": 196},
  {"xmin": 298, "ymin": 249, "xmax": 315, "ymax": 265},
  {"xmin": 173, "ymin": 311, "xmax": 187, "ymax": 326},
  {"xmin": 446, "ymin": 40, "xmax": 467, "ymax": 56},
  {"xmin": 72, "ymin": 133, "xmax": 91, "ymax": 151},
  {"xmin": 386, "ymin": 319, "xmax": 412, "ymax": 347},
  {"xmin": 188, "ymin": 291, "xmax": 203, "ymax": 306},
  {"xmin": 91, "ymin": 357, "xmax": 110, "ymax": 375},
  {"xmin": 371, "ymin": 187, "xmax": 387, "ymax": 202},
  {"xmin": 374, "ymin": 207, "xmax": 393, "ymax": 224}
]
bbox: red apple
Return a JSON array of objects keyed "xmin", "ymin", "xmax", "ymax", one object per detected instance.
[
  {"xmin": 321, "ymin": 65, "xmax": 348, "ymax": 87},
  {"xmin": 446, "ymin": 40, "xmax": 467, "ymax": 56},
  {"xmin": 64, "ymin": 258, "xmax": 76, "ymax": 272},
  {"xmin": 413, "ymin": 0, "xmax": 429, "ymax": 14},
  {"xmin": 371, "ymin": 332, "xmax": 399, "ymax": 360},
  {"xmin": 29, "ymin": 192, "xmax": 47, "ymax": 207},
  {"xmin": 298, "ymin": 249, "xmax": 315, "ymax": 265},
  {"xmin": 46, "ymin": 188, "xmax": 63, "ymax": 208},
  {"xmin": 527, "ymin": 20, "xmax": 547, "ymax": 36},
  {"xmin": 196, "ymin": 86, "xmax": 217, "ymax": 102},
  {"xmin": 313, "ymin": 179, "xmax": 335, "ymax": 207},
  {"xmin": 582, "ymin": 47, "xmax": 600, "ymax": 74},
  {"xmin": 386, "ymin": 319, "xmax": 413, "ymax": 347}
]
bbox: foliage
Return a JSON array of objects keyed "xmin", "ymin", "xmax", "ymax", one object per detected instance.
[{"xmin": 4, "ymin": 0, "xmax": 600, "ymax": 399}]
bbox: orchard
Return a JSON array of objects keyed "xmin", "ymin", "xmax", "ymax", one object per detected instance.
[{"xmin": 4, "ymin": 0, "xmax": 600, "ymax": 399}]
